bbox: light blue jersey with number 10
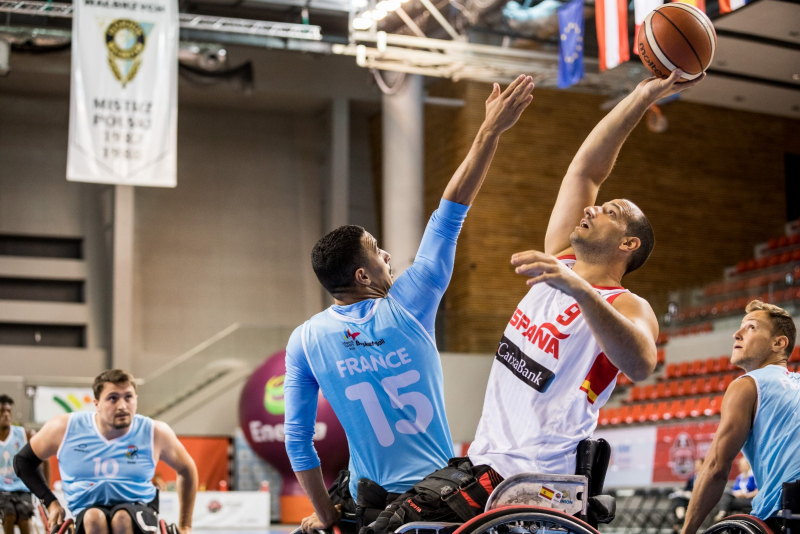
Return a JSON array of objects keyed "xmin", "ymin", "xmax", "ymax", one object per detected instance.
[
  {"xmin": 284, "ymin": 198, "xmax": 468, "ymax": 499},
  {"xmin": 58, "ymin": 412, "xmax": 157, "ymax": 514}
]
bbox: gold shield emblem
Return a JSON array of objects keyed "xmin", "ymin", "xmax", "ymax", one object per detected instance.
[{"xmin": 105, "ymin": 19, "xmax": 146, "ymax": 87}]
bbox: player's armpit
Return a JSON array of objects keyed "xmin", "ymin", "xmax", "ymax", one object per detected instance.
[
  {"xmin": 544, "ymin": 176, "xmax": 600, "ymax": 256},
  {"xmin": 29, "ymin": 413, "xmax": 70, "ymax": 459}
]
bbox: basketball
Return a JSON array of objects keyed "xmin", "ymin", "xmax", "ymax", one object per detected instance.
[{"xmin": 637, "ymin": 3, "xmax": 716, "ymax": 81}]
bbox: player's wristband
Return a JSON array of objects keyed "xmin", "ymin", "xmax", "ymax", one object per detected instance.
[{"xmin": 14, "ymin": 443, "xmax": 59, "ymax": 507}]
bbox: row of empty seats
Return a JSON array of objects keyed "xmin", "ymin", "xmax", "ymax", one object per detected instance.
[
  {"xmin": 633, "ymin": 363, "xmax": 800, "ymax": 402},
  {"xmin": 736, "ymin": 249, "xmax": 800, "ymax": 273},
  {"xmin": 705, "ymin": 268, "xmax": 798, "ymax": 297},
  {"xmin": 664, "ymin": 350, "xmax": 800, "ymax": 380},
  {"xmin": 675, "ymin": 287, "xmax": 800, "ymax": 322},
  {"xmin": 766, "ymin": 233, "xmax": 800, "ymax": 250},
  {"xmin": 599, "ymin": 395, "xmax": 724, "ymax": 425}
]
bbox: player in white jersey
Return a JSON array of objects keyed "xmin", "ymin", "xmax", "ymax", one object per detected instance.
[
  {"xmin": 14, "ymin": 370, "xmax": 198, "ymax": 534},
  {"xmin": 682, "ymin": 301, "xmax": 799, "ymax": 534},
  {"xmin": 469, "ymin": 69, "xmax": 706, "ymax": 478},
  {"xmin": 1, "ymin": 395, "xmax": 45, "ymax": 534}
]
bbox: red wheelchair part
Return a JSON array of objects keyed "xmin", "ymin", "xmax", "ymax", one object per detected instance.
[
  {"xmin": 724, "ymin": 515, "xmax": 774, "ymax": 534},
  {"xmin": 50, "ymin": 518, "xmax": 74, "ymax": 534}
]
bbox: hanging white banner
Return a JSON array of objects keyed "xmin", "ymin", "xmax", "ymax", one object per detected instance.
[{"xmin": 67, "ymin": 0, "xmax": 178, "ymax": 187}]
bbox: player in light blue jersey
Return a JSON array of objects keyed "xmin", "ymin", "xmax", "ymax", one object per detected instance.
[
  {"xmin": 284, "ymin": 75, "xmax": 536, "ymax": 533},
  {"xmin": 1, "ymin": 395, "xmax": 42, "ymax": 534},
  {"xmin": 682, "ymin": 300, "xmax": 799, "ymax": 534},
  {"xmin": 14, "ymin": 370, "xmax": 198, "ymax": 534}
]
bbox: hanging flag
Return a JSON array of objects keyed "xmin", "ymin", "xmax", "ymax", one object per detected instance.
[
  {"xmin": 558, "ymin": 0, "xmax": 585, "ymax": 88},
  {"xmin": 67, "ymin": 0, "xmax": 179, "ymax": 187},
  {"xmin": 633, "ymin": 0, "xmax": 663, "ymax": 55},
  {"xmin": 718, "ymin": 0, "xmax": 745, "ymax": 13},
  {"xmin": 672, "ymin": 0, "xmax": 706, "ymax": 12},
  {"xmin": 595, "ymin": 0, "xmax": 630, "ymax": 71}
]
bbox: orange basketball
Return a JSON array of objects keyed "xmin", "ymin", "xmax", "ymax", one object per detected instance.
[{"xmin": 637, "ymin": 3, "xmax": 716, "ymax": 81}]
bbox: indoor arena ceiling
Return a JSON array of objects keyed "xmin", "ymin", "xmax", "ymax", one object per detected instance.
[{"xmin": 0, "ymin": 0, "xmax": 798, "ymax": 117}]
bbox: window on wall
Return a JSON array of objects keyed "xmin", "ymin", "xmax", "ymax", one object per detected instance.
[{"xmin": 786, "ymin": 154, "xmax": 800, "ymax": 222}]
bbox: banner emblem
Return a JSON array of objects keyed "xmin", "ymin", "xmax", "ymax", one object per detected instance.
[{"xmin": 105, "ymin": 19, "xmax": 147, "ymax": 87}]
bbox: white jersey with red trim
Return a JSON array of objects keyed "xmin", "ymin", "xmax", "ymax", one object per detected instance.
[{"xmin": 468, "ymin": 256, "xmax": 628, "ymax": 478}]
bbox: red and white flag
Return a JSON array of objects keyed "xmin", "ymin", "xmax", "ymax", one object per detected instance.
[
  {"xmin": 633, "ymin": 0, "xmax": 663, "ymax": 55},
  {"xmin": 595, "ymin": 0, "xmax": 629, "ymax": 71},
  {"xmin": 719, "ymin": 0, "xmax": 745, "ymax": 14}
]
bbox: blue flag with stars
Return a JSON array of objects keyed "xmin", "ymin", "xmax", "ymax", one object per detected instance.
[{"xmin": 558, "ymin": 0, "xmax": 584, "ymax": 89}]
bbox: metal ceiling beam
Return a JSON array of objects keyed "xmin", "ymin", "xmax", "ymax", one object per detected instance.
[{"xmin": 0, "ymin": 0, "xmax": 323, "ymax": 40}]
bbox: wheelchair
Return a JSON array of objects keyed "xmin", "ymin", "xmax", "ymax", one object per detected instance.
[
  {"xmin": 702, "ymin": 481, "xmax": 800, "ymax": 534},
  {"xmin": 41, "ymin": 503, "xmax": 179, "ymax": 534},
  {"xmin": 294, "ymin": 439, "xmax": 616, "ymax": 534}
]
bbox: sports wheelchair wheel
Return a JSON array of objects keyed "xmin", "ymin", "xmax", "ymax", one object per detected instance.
[
  {"xmin": 159, "ymin": 519, "xmax": 180, "ymax": 534},
  {"xmin": 50, "ymin": 518, "xmax": 74, "ymax": 534},
  {"xmin": 290, "ymin": 525, "xmax": 343, "ymax": 534},
  {"xmin": 451, "ymin": 506, "xmax": 600, "ymax": 534},
  {"xmin": 702, "ymin": 515, "xmax": 774, "ymax": 534}
]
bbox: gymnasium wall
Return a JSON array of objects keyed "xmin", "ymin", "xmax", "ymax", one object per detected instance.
[{"xmin": 423, "ymin": 81, "xmax": 800, "ymax": 353}]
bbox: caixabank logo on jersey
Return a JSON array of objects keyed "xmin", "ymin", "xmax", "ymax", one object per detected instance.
[
  {"xmin": 341, "ymin": 328, "xmax": 386, "ymax": 350},
  {"xmin": 496, "ymin": 336, "xmax": 555, "ymax": 392}
]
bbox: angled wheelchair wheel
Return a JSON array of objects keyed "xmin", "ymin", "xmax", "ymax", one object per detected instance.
[
  {"xmin": 452, "ymin": 506, "xmax": 599, "ymax": 534},
  {"xmin": 702, "ymin": 515, "xmax": 773, "ymax": 534},
  {"xmin": 50, "ymin": 518, "xmax": 74, "ymax": 534}
]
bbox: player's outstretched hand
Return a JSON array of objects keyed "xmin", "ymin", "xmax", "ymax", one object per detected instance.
[
  {"xmin": 484, "ymin": 74, "xmax": 534, "ymax": 135},
  {"xmin": 46, "ymin": 501, "xmax": 66, "ymax": 532},
  {"xmin": 636, "ymin": 69, "xmax": 706, "ymax": 103},
  {"xmin": 511, "ymin": 250, "xmax": 591, "ymax": 297},
  {"xmin": 300, "ymin": 504, "xmax": 342, "ymax": 533}
]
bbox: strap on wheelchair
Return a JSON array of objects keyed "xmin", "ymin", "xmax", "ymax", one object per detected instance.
[
  {"xmin": 575, "ymin": 438, "xmax": 611, "ymax": 498},
  {"xmin": 783, "ymin": 480, "xmax": 800, "ymax": 514},
  {"xmin": 413, "ymin": 459, "xmax": 490, "ymax": 522}
]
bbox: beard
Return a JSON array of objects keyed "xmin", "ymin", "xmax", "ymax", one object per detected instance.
[
  {"xmin": 112, "ymin": 415, "xmax": 132, "ymax": 429},
  {"xmin": 569, "ymin": 229, "xmax": 616, "ymax": 264}
]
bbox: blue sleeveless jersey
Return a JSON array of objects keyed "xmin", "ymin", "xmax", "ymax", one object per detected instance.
[
  {"xmin": 299, "ymin": 297, "xmax": 454, "ymax": 497},
  {"xmin": 741, "ymin": 365, "xmax": 800, "ymax": 519},
  {"xmin": 1, "ymin": 425, "xmax": 29, "ymax": 492},
  {"xmin": 58, "ymin": 412, "xmax": 157, "ymax": 513}
]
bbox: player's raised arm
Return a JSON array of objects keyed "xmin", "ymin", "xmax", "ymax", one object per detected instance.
[
  {"xmin": 544, "ymin": 70, "xmax": 705, "ymax": 256},
  {"xmin": 442, "ymin": 74, "xmax": 534, "ymax": 206}
]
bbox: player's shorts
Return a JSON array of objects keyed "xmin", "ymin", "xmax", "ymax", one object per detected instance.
[
  {"xmin": 75, "ymin": 495, "xmax": 159, "ymax": 534},
  {"xmin": 0, "ymin": 491, "xmax": 35, "ymax": 521}
]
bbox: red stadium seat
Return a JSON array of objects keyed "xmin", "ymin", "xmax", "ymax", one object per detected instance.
[
  {"xmin": 719, "ymin": 355, "xmax": 731, "ymax": 371},
  {"xmin": 655, "ymin": 401, "xmax": 669, "ymax": 420},
  {"xmin": 668, "ymin": 381, "xmax": 680, "ymax": 398},
  {"xmin": 673, "ymin": 399, "xmax": 688, "ymax": 419},
  {"xmin": 778, "ymin": 236, "xmax": 789, "ymax": 248},
  {"xmin": 706, "ymin": 375, "xmax": 720, "ymax": 393},
  {"xmin": 680, "ymin": 398, "xmax": 696, "ymax": 418},
  {"xmin": 722, "ymin": 373, "xmax": 735, "ymax": 391},
  {"xmin": 631, "ymin": 404, "xmax": 646, "ymax": 423},
  {"xmin": 644, "ymin": 403, "xmax": 659, "ymax": 421},
  {"xmin": 678, "ymin": 379, "xmax": 692, "ymax": 396},
  {"xmin": 791, "ymin": 234, "xmax": 800, "ymax": 246},
  {"xmin": 691, "ymin": 359, "xmax": 705, "ymax": 375},
  {"xmin": 692, "ymin": 397, "xmax": 709, "ymax": 416},
  {"xmin": 629, "ymin": 386, "xmax": 643, "ymax": 402},
  {"xmin": 705, "ymin": 357, "xmax": 719, "ymax": 374},
  {"xmin": 657, "ymin": 349, "xmax": 666, "ymax": 365},
  {"xmin": 644, "ymin": 384, "xmax": 656, "ymax": 400},
  {"xmin": 707, "ymin": 395, "xmax": 723, "ymax": 416},
  {"xmin": 665, "ymin": 363, "xmax": 679, "ymax": 379},
  {"xmin": 599, "ymin": 408, "xmax": 610, "ymax": 426},
  {"xmin": 655, "ymin": 382, "xmax": 667, "ymax": 399},
  {"xmin": 693, "ymin": 377, "xmax": 705, "ymax": 395},
  {"xmin": 620, "ymin": 406, "xmax": 634, "ymax": 424},
  {"xmin": 677, "ymin": 361, "xmax": 690, "ymax": 377},
  {"xmin": 667, "ymin": 400, "xmax": 682, "ymax": 419},
  {"xmin": 610, "ymin": 407, "xmax": 624, "ymax": 425},
  {"xmin": 768, "ymin": 237, "xmax": 779, "ymax": 249}
]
